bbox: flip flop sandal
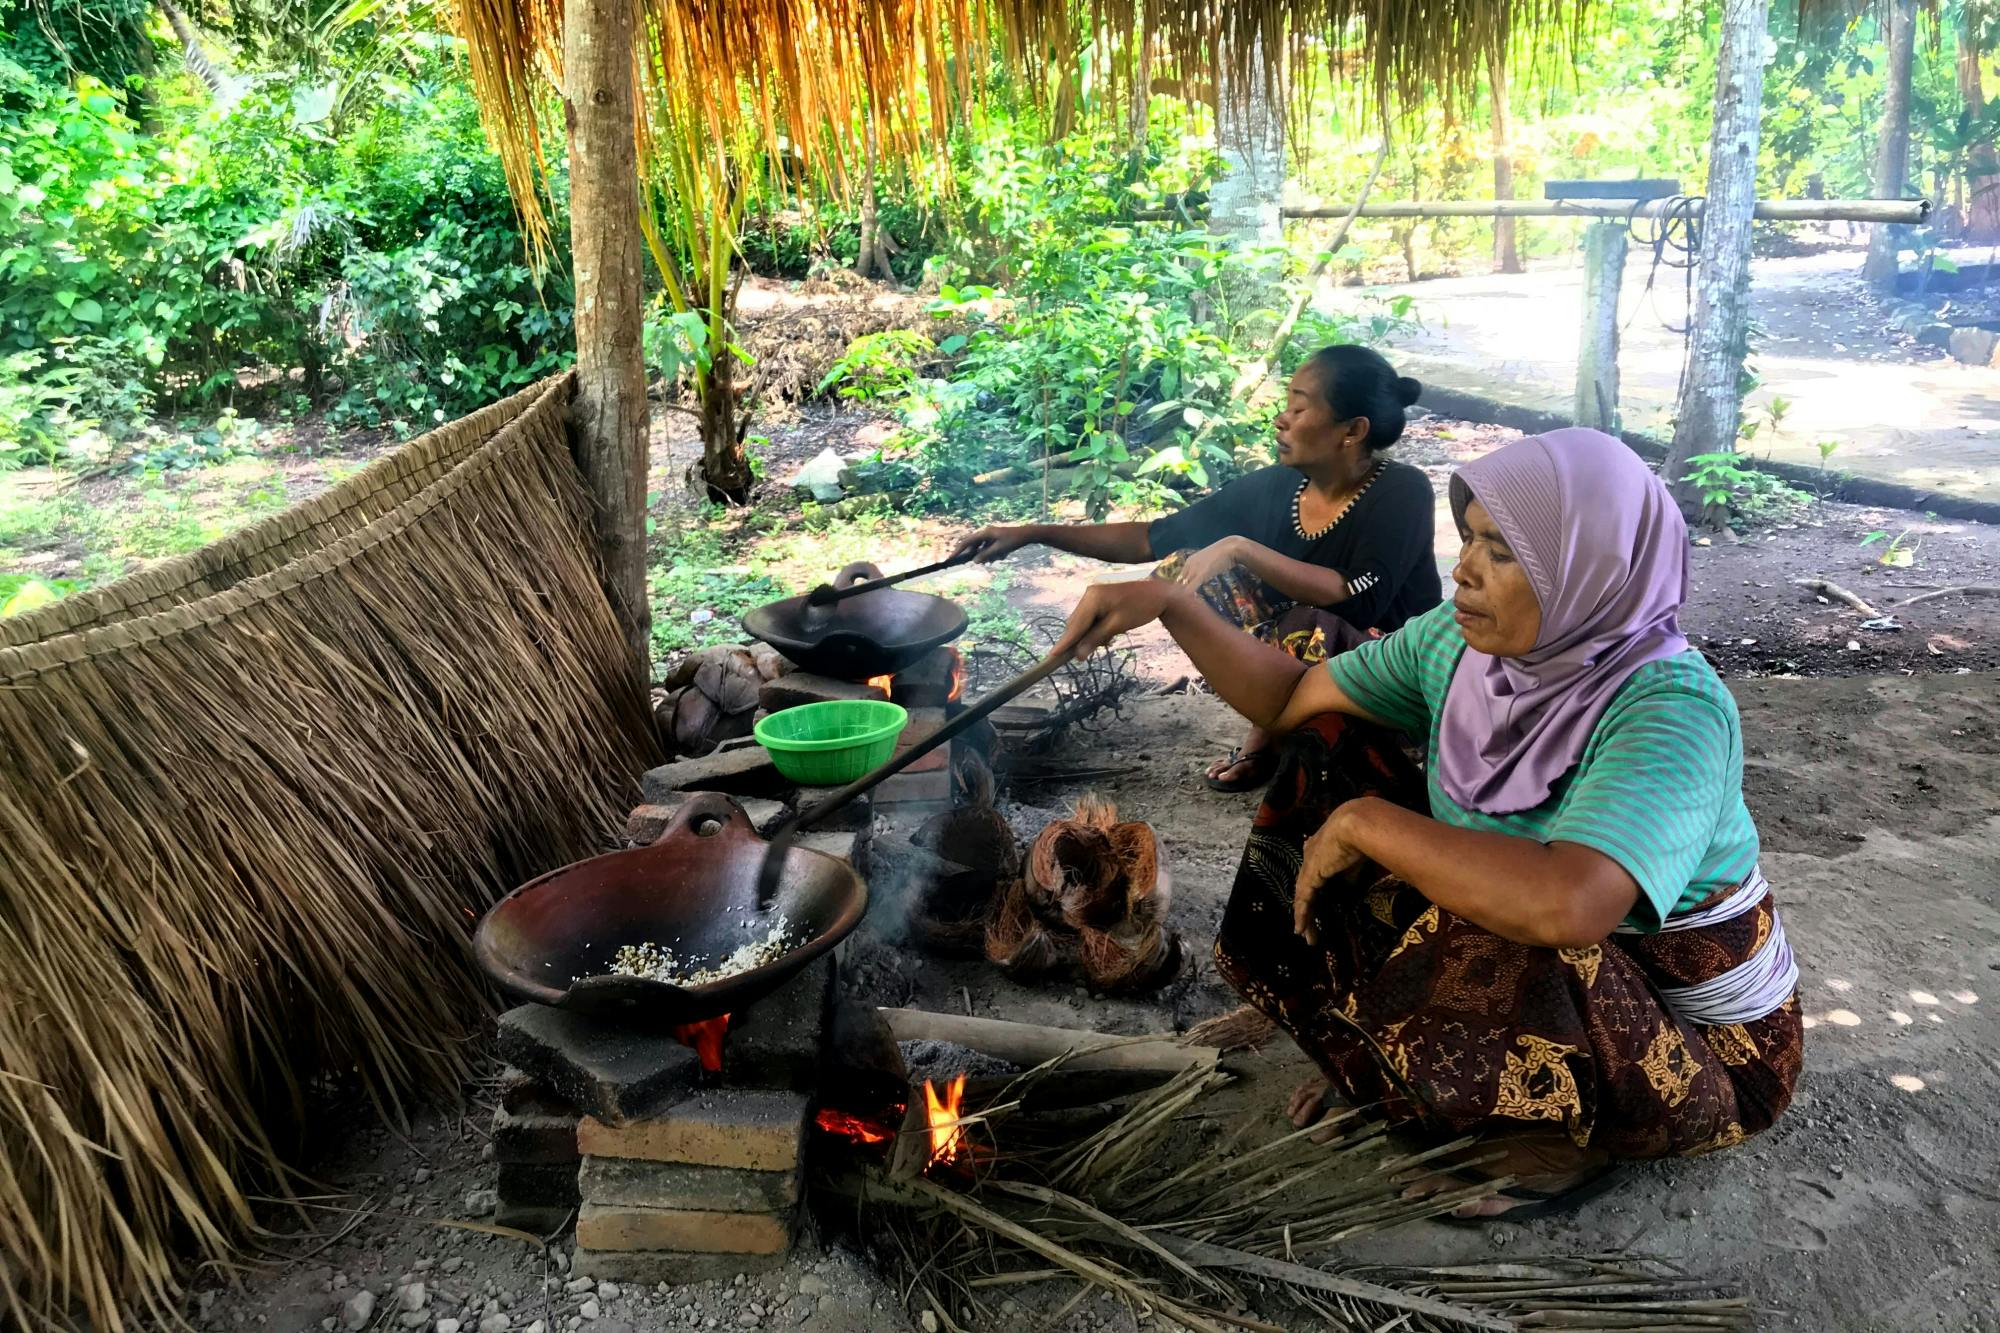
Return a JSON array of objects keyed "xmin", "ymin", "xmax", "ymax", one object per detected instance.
[
  {"xmin": 1435, "ymin": 1162, "xmax": 1629, "ymax": 1227},
  {"xmin": 1204, "ymin": 747, "xmax": 1276, "ymax": 793}
]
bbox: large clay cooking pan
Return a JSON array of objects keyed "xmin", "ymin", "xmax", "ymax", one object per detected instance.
[
  {"xmin": 742, "ymin": 562, "xmax": 967, "ymax": 680},
  {"xmin": 474, "ymin": 794, "xmax": 865, "ymax": 1026}
]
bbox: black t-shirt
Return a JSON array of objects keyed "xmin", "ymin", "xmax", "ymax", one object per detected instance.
[{"xmin": 1146, "ymin": 461, "xmax": 1442, "ymax": 632}]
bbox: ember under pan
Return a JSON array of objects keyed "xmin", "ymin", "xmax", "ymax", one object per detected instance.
[
  {"xmin": 742, "ymin": 561, "xmax": 967, "ymax": 680},
  {"xmin": 474, "ymin": 793, "xmax": 866, "ymax": 1027}
]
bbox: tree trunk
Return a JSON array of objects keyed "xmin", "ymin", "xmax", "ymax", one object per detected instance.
[
  {"xmin": 1863, "ymin": 0, "xmax": 1918, "ymax": 289},
  {"xmin": 157, "ymin": 0, "xmax": 228, "ymax": 96},
  {"xmin": 1126, "ymin": 31, "xmax": 1152, "ymax": 173},
  {"xmin": 565, "ymin": 0, "xmax": 652, "ymax": 681},
  {"xmin": 1960, "ymin": 10, "xmax": 2000, "ymax": 242},
  {"xmin": 856, "ymin": 117, "xmax": 882, "ymax": 279},
  {"xmin": 698, "ymin": 348, "xmax": 751, "ymax": 504},
  {"xmin": 1664, "ymin": 0, "xmax": 1770, "ymax": 518},
  {"xmin": 1489, "ymin": 44, "xmax": 1524, "ymax": 274},
  {"xmin": 1210, "ymin": 29, "xmax": 1286, "ymax": 311}
]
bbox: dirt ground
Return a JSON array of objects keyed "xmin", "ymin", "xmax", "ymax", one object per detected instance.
[
  {"xmin": 89, "ymin": 346, "xmax": 2000, "ymax": 1331},
  {"xmin": 183, "ymin": 670, "xmax": 1999, "ymax": 1333}
]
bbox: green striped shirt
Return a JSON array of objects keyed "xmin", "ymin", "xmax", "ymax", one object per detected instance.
[{"xmin": 1328, "ymin": 603, "xmax": 1760, "ymax": 930}]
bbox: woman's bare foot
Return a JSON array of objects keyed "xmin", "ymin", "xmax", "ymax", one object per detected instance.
[
  {"xmin": 1206, "ymin": 726, "xmax": 1280, "ymax": 791},
  {"xmin": 1285, "ymin": 1076, "xmax": 1355, "ymax": 1143},
  {"xmin": 1208, "ymin": 740, "xmax": 1272, "ymax": 784},
  {"xmin": 1405, "ymin": 1136, "xmax": 1616, "ymax": 1219},
  {"xmin": 1287, "ymin": 1076, "xmax": 1333, "ymax": 1128}
]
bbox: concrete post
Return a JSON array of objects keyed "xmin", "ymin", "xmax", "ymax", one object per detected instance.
[{"xmin": 1574, "ymin": 221, "xmax": 1629, "ymax": 433}]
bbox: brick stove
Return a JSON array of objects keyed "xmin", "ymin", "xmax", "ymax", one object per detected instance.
[
  {"xmin": 481, "ymin": 648, "xmax": 975, "ymax": 1281},
  {"xmin": 491, "ymin": 951, "xmax": 833, "ymax": 1282}
]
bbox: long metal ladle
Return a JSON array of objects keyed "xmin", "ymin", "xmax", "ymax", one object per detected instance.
[{"xmin": 802, "ymin": 550, "xmax": 974, "ymax": 608}]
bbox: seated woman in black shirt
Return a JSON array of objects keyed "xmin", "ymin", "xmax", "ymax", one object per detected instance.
[{"xmin": 952, "ymin": 344, "xmax": 1442, "ymax": 790}]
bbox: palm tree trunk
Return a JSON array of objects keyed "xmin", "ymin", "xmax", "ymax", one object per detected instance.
[
  {"xmin": 1489, "ymin": 43, "xmax": 1523, "ymax": 274},
  {"xmin": 1664, "ymin": 0, "xmax": 1770, "ymax": 519},
  {"xmin": 157, "ymin": 0, "xmax": 228, "ymax": 95},
  {"xmin": 1210, "ymin": 28, "xmax": 1286, "ymax": 311},
  {"xmin": 1863, "ymin": 0, "xmax": 1918, "ymax": 289}
]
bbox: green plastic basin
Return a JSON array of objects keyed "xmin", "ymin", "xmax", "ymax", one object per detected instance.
[{"xmin": 753, "ymin": 699, "xmax": 909, "ymax": 786}]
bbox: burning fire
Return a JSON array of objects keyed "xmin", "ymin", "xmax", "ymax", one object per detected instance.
[
  {"xmin": 922, "ymin": 1075, "xmax": 968, "ymax": 1166},
  {"xmin": 946, "ymin": 648, "xmax": 965, "ymax": 703},
  {"xmin": 671, "ymin": 1014, "xmax": 730, "ymax": 1073},
  {"xmin": 814, "ymin": 1107, "xmax": 893, "ymax": 1145},
  {"xmin": 866, "ymin": 674, "xmax": 894, "ymax": 695}
]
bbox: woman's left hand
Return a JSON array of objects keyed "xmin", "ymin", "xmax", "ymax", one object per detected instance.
[
  {"xmin": 1173, "ymin": 537, "xmax": 1243, "ymax": 592},
  {"xmin": 1294, "ymin": 799, "xmax": 1375, "ymax": 944}
]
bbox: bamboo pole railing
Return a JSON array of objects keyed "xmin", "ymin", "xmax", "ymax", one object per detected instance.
[{"xmin": 1133, "ymin": 197, "xmax": 1933, "ymax": 223}]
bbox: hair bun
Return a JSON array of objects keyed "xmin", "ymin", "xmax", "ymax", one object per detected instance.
[{"xmin": 1394, "ymin": 376, "xmax": 1422, "ymax": 407}]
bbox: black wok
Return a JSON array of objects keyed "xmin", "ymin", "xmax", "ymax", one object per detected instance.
[
  {"xmin": 741, "ymin": 561, "xmax": 967, "ymax": 680},
  {"xmin": 473, "ymin": 793, "xmax": 866, "ymax": 1026}
]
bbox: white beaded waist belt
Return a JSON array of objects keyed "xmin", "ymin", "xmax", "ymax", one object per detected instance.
[{"xmin": 1617, "ymin": 869, "xmax": 1798, "ymax": 1028}]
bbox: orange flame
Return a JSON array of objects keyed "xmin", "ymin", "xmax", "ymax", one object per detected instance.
[
  {"xmin": 815, "ymin": 1106, "xmax": 893, "ymax": 1145},
  {"xmin": 922, "ymin": 1075, "xmax": 967, "ymax": 1166},
  {"xmin": 945, "ymin": 648, "xmax": 965, "ymax": 703},
  {"xmin": 670, "ymin": 1014, "xmax": 730, "ymax": 1073},
  {"xmin": 866, "ymin": 674, "xmax": 894, "ymax": 695}
]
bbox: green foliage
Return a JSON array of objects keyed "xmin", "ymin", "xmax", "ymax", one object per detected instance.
[
  {"xmin": 861, "ymin": 226, "xmax": 1409, "ymax": 519},
  {"xmin": 0, "ymin": 572, "xmax": 73, "ymax": 615},
  {"xmin": 335, "ymin": 216, "xmax": 572, "ymax": 433},
  {"xmin": 1681, "ymin": 452, "xmax": 1809, "ymax": 527},
  {"xmin": 647, "ymin": 518, "xmax": 784, "ymax": 659},
  {"xmin": 817, "ymin": 330, "xmax": 937, "ymax": 403},
  {"xmin": 0, "ymin": 43, "xmax": 566, "ymax": 451},
  {"xmin": 117, "ymin": 409, "xmax": 261, "ymax": 472},
  {"xmin": 0, "ymin": 351, "xmax": 74, "ymax": 469}
]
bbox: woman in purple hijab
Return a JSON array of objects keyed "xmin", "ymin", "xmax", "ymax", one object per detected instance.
[{"xmin": 1053, "ymin": 428, "xmax": 1802, "ymax": 1218}]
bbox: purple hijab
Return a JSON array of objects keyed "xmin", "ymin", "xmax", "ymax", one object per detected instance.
[{"xmin": 1437, "ymin": 428, "xmax": 1691, "ymax": 815}]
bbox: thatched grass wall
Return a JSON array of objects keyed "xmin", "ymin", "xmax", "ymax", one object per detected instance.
[{"xmin": 0, "ymin": 374, "xmax": 661, "ymax": 1331}]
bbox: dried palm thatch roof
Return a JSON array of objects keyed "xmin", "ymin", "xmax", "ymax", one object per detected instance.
[
  {"xmin": 0, "ymin": 375, "xmax": 658, "ymax": 1332},
  {"xmin": 451, "ymin": 0, "xmax": 1592, "ymax": 260}
]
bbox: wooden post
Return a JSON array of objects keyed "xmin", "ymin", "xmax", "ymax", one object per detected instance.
[
  {"xmin": 565, "ymin": 0, "xmax": 651, "ymax": 682},
  {"xmin": 1574, "ymin": 221, "xmax": 1628, "ymax": 433},
  {"xmin": 1663, "ymin": 0, "xmax": 1769, "ymax": 515}
]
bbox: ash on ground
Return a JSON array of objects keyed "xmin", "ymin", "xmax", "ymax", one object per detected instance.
[{"xmin": 898, "ymin": 1039, "xmax": 1022, "ymax": 1083}]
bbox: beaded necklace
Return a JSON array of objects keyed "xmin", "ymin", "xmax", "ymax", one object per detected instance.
[{"xmin": 1293, "ymin": 462, "xmax": 1384, "ymax": 541}]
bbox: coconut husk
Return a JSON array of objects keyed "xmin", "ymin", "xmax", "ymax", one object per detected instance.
[
  {"xmin": 951, "ymin": 744, "xmax": 996, "ymax": 808},
  {"xmin": 694, "ymin": 647, "xmax": 762, "ymax": 715},
  {"xmin": 914, "ymin": 806, "xmax": 1020, "ymax": 886},
  {"xmin": 986, "ymin": 878, "xmax": 1063, "ymax": 978},
  {"xmin": 1079, "ymin": 924, "xmax": 1182, "ymax": 994},
  {"xmin": 986, "ymin": 796, "xmax": 1182, "ymax": 992},
  {"xmin": 906, "ymin": 806, "xmax": 1019, "ymax": 956}
]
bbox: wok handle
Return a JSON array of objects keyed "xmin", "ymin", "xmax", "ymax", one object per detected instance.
[
  {"xmin": 648, "ymin": 791, "xmax": 760, "ymax": 846},
  {"xmin": 753, "ymin": 650, "xmax": 1072, "ymax": 904},
  {"xmin": 831, "ymin": 562, "xmax": 886, "ymax": 591}
]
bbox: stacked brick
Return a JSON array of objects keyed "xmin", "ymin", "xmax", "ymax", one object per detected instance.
[
  {"xmin": 488, "ymin": 948, "xmax": 834, "ymax": 1286},
  {"xmin": 571, "ymin": 1089, "xmax": 809, "ymax": 1282}
]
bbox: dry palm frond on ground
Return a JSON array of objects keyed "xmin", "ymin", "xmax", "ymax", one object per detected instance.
[
  {"xmin": 834, "ymin": 1060, "xmax": 1753, "ymax": 1332},
  {"xmin": 0, "ymin": 374, "xmax": 658, "ymax": 1332}
]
